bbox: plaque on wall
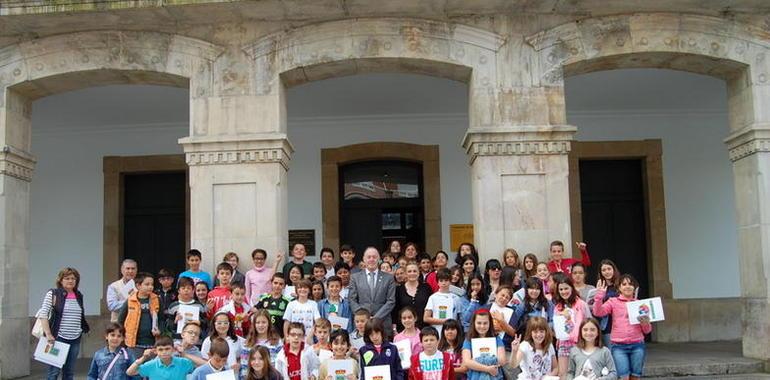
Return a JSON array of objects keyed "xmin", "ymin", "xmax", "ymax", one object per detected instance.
[
  {"xmin": 450, "ymin": 224, "xmax": 474, "ymax": 251},
  {"xmin": 289, "ymin": 229, "xmax": 316, "ymax": 256}
]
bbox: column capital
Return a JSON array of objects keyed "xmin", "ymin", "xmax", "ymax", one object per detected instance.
[
  {"xmin": 461, "ymin": 125, "xmax": 577, "ymax": 164},
  {"xmin": 179, "ymin": 134, "xmax": 294, "ymax": 170},
  {"xmin": 0, "ymin": 146, "xmax": 36, "ymax": 182},
  {"xmin": 724, "ymin": 124, "xmax": 770, "ymax": 162}
]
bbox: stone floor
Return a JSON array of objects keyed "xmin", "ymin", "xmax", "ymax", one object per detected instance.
[{"xmin": 19, "ymin": 341, "xmax": 769, "ymax": 379}]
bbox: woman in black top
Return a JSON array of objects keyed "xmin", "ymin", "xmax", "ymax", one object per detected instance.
[{"xmin": 393, "ymin": 261, "xmax": 432, "ymax": 332}]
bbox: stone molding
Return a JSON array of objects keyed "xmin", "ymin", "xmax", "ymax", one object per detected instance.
[
  {"xmin": 0, "ymin": 146, "xmax": 36, "ymax": 182},
  {"xmin": 724, "ymin": 126, "xmax": 770, "ymax": 162},
  {"xmin": 180, "ymin": 136, "xmax": 294, "ymax": 170},
  {"xmin": 462, "ymin": 125, "xmax": 577, "ymax": 163}
]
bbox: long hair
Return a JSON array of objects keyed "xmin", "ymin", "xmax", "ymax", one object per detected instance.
[
  {"xmin": 363, "ymin": 318, "xmax": 389, "ymax": 344},
  {"xmin": 598, "ymin": 259, "xmax": 620, "ymax": 289},
  {"xmin": 523, "ymin": 316, "xmax": 554, "ymax": 350},
  {"xmin": 553, "ymin": 275, "xmax": 578, "ymax": 309},
  {"xmin": 523, "ymin": 277, "xmax": 548, "ymax": 311},
  {"xmin": 246, "ymin": 309, "xmax": 280, "ymax": 347},
  {"xmin": 286, "ymin": 264, "xmax": 304, "ymax": 286},
  {"xmin": 438, "ymin": 319, "xmax": 464, "ymax": 356},
  {"xmin": 576, "ymin": 318, "xmax": 603, "ymax": 349},
  {"xmin": 522, "ymin": 253, "xmax": 538, "ymax": 278},
  {"xmin": 502, "ymin": 248, "xmax": 520, "ymax": 269},
  {"xmin": 465, "ymin": 273, "xmax": 488, "ymax": 304},
  {"xmin": 246, "ymin": 346, "xmax": 279, "ymax": 380},
  {"xmin": 455, "ymin": 242, "xmax": 479, "ymax": 266},
  {"xmin": 467, "ymin": 310, "xmax": 495, "ymax": 340},
  {"xmin": 210, "ymin": 311, "xmax": 238, "ymax": 341}
]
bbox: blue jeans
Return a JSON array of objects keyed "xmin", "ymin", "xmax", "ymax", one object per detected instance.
[
  {"xmin": 46, "ymin": 336, "xmax": 81, "ymax": 380},
  {"xmin": 611, "ymin": 341, "xmax": 646, "ymax": 377}
]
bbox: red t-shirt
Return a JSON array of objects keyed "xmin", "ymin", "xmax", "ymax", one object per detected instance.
[
  {"xmin": 285, "ymin": 343, "xmax": 304, "ymax": 380},
  {"xmin": 207, "ymin": 286, "xmax": 232, "ymax": 316},
  {"xmin": 546, "ymin": 248, "xmax": 591, "ymax": 275}
]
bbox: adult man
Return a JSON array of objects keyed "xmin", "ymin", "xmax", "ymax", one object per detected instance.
[
  {"xmin": 348, "ymin": 247, "xmax": 396, "ymax": 333},
  {"xmin": 106, "ymin": 259, "xmax": 137, "ymax": 322}
]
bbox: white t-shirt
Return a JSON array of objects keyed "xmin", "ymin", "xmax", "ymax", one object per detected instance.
[
  {"xmin": 425, "ymin": 292, "xmax": 457, "ymax": 334},
  {"xmin": 201, "ymin": 335, "xmax": 245, "ymax": 367},
  {"xmin": 517, "ymin": 341, "xmax": 555, "ymax": 380},
  {"xmin": 419, "ymin": 351, "xmax": 444, "ymax": 380},
  {"xmin": 283, "ymin": 299, "xmax": 321, "ymax": 333}
]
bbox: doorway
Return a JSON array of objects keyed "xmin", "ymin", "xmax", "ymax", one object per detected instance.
[
  {"xmin": 339, "ymin": 160, "xmax": 425, "ymax": 257},
  {"xmin": 579, "ymin": 159, "xmax": 649, "ymax": 297}
]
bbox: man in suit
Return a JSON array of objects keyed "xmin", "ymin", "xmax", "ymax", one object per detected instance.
[{"xmin": 348, "ymin": 247, "xmax": 397, "ymax": 335}]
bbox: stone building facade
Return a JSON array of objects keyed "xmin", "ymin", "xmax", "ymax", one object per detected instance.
[{"xmin": 1, "ymin": 1, "xmax": 770, "ymax": 377}]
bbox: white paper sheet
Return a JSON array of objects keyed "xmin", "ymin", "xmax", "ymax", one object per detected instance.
[
  {"xmin": 471, "ymin": 337, "xmax": 497, "ymax": 359},
  {"xmin": 364, "ymin": 364, "xmax": 391, "ymax": 380},
  {"xmin": 328, "ymin": 359, "xmax": 355, "ymax": 380},
  {"xmin": 489, "ymin": 303, "xmax": 513, "ymax": 339},
  {"xmin": 394, "ymin": 339, "xmax": 412, "ymax": 369},
  {"xmin": 318, "ymin": 349, "xmax": 333, "ymax": 362},
  {"xmin": 329, "ymin": 315, "xmax": 350, "ymax": 331},
  {"xmin": 33, "ymin": 338, "xmax": 70, "ymax": 368},
  {"xmin": 351, "ymin": 336, "xmax": 365, "ymax": 350},
  {"xmin": 176, "ymin": 304, "xmax": 201, "ymax": 334},
  {"xmin": 283, "ymin": 286, "xmax": 296, "ymax": 299},
  {"xmin": 626, "ymin": 297, "xmax": 665, "ymax": 324},
  {"xmin": 553, "ymin": 314, "xmax": 571, "ymax": 340},
  {"xmin": 206, "ymin": 369, "xmax": 237, "ymax": 380}
]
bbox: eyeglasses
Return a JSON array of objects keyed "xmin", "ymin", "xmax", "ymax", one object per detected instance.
[{"xmin": 489, "ymin": 267, "xmax": 502, "ymax": 271}]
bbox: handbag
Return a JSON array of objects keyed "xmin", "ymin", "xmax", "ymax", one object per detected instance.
[{"xmin": 31, "ymin": 289, "xmax": 56, "ymax": 338}]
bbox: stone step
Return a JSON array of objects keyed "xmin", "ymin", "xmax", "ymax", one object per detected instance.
[
  {"xmin": 648, "ymin": 374, "xmax": 770, "ymax": 380},
  {"xmin": 645, "ymin": 341, "xmax": 765, "ymax": 378}
]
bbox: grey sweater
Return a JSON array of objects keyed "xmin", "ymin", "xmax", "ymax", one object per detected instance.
[{"xmin": 566, "ymin": 346, "xmax": 617, "ymax": 380}]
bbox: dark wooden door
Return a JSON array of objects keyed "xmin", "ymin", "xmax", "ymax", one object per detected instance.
[
  {"xmin": 579, "ymin": 159, "xmax": 649, "ymax": 298},
  {"xmin": 123, "ymin": 172, "xmax": 186, "ymax": 277}
]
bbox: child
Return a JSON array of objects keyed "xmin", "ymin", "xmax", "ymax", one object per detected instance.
[
  {"xmin": 320, "ymin": 248, "xmax": 337, "ymax": 278},
  {"xmin": 318, "ymin": 275, "xmax": 353, "ymax": 331},
  {"xmin": 312, "ymin": 262, "xmax": 328, "ymax": 283},
  {"xmin": 418, "ymin": 253, "xmax": 434, "ymax": 282},
  {"xmin": 380, "ymin": 261, "xmax": 393, "ymax": 273},
  {"xmin": 463, "ymin": 286, "xmax": 517, "ymax": 346},
  {"xmin": 118, "ymin": 272, "xmax": 160, "ymax": 358},
  {"xmin": 255, "ymin": 273, "xmax": 292, "ymax": 337},
  {"xmin": 510, "ymin": 316, "xmax": 558, "ymax": 379},
  {"xmin": 339, "ymin": 244, "xmax": 360, "ymax": 274},
  {"xmin": 351, "ymin": 308, "xmax": 371, "ymax": 351},
  {"xmin": 87, "ymin": 323, "xmax": 136, "ymax": 380},
  {"xmin": 311, "ymin": 280, "xmax": 326, "ymax": 302},
  {"xmin": 127, "ymin": 336, "xmax": 195, "ymax": 378},
  {"xmin": 458, "ymin": 274, "xmax": 488, "ymax": 331},
  {"xmin": 571, "ymin": 262, "xmax": 596, "ymax": 302},
  {"xmin": 191, "ymin": 337, "xmax": 230, "ymax": 380},
  {"xmin": 243, "ymin": 309, "xmax": 283, "ymax": 375},
  {"xmin": 335, "ymin": 262, "xmax": 353, "ymax": 299},
  {"xmin": 425, "ymin": 251, "xmax": 450, "ymax": 292},
  {"xmin": 219, "ymin": 282, "xmax": 252, "ymax": 337},
  {"xmin": 245, "ymin": 249, "xmax": 284, "ymax": 305},
  {"xmin": 195, "ymin": 281, "xmax": 210, "ymax": 306},
  {"xmin": 319, "ymin": 329, "xmax": 359, "ymax": 380},
  {"xmin": 552, "ymin": 276, "xmax": 592, "ymax": 377},
  {"xmin": 179, "ymin": 249, "xmax": 214, "ymax": 289},
  {"xmin": 438, "ymin": 319, "xmax": 466, "ymax": 380},
  {"xmin": 511, "ymin": 278, "xmax": 554, "ymax": 336},
  {"xmin": 286, "ymin": 264, "xmax": 305, "ymax": 291},
  {"xmin": 522, "ymin": 254, "xmax": 538, "ymax": 283},
  {"xmin": 275, "ymin": 322, "xmax": 321, "ymax": 380},
  {"xmin": 312, "ymin": 317, "xmax": 333, "ymax": 357},
  {"xmin": 174, "ymin": 321, "xmax": 207, "ymax": 366},
  {"xmin": 166, "ymin": 277, "xmax": 208, "ymax": 341},
  {"xmin": 155, "ymin": 268, "xmax": 177, "ymax": 334},
  {"xmin": 596, "ymin": 260, "xmax": 621, "ymax": 348},
  {"xmin": 546, "ymin": 241, "xmax": 591, "ymax": 275},
  {"xmin": 461, "ymin": 309, "xmax": 506, "ymax": 380},
  {"xmin": 424, "ymin": 268, "xmax": 458, "ymax": 334},
  {"xmin": 567, "ymin": 318, "xmax": 616, "ymax": 380},
  {"xmin": 216, "ymin": 251, "xmax": 246, "ymax": 287},
  {"xmin": 593, "ymin": 274, "xmax": 651, "ymax": 380},
  {"xmin": 208, "ymin": 262, "xmax": 235, "ymax": 316},
  {"xmin": 202, "ymin": 311, "xmax": 246, "ymax": 371},
  {"xmin": 483, "ymin": 260, "xmax": 503, "ymax": 295},
  {"xmin": 283, "ymin": 279, "xmax": 321, "ymax": 337},
  {"xmin": 359, "ymin": 318, "xmax": 404, "ymax": 380},
  {"xmin": 246, "ymin": 346, "xmax": 282, "ymax": 380},
  {"xmin": 408, "ymin": 326, "xmax": 455, "ymax": 380},
  {"xmin": 535, "ymin": 263, "xmax": 551, "ymax": 295},
  {"xmin": 460, "ymin": 255, "xmax": 477, "ymax": 288},
  {"xmin": 282, "ymin": 243, "xmax": 313, "ymax": 278},
  {"xmin": 450, "ymin": 267, "xmax": 464, "ymax": 289},
  {"xmin": 395, "ymin": 307, "xmax": 423, "ymax": 360}
]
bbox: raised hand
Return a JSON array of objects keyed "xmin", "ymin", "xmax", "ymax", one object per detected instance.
[
  {"xmin": 576, "ymin": 242, "xmax": 587, "ymax": 250},
  {"xmin": 511, "ymin": 334, "xmax": 522, "ymax": 351},
  {"xmin": 596, "ymin": 279, "xmax": 607, "ymax": 292}
]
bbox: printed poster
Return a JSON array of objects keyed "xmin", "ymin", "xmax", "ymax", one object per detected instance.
[
  {"xmin": 394, "ymin": 339, "xmax": 412, "ymax": 369},
  {"xmin": 627, "ymin": 297, "xmax": 665, "ymax": 324},
  {"xmin": 471, "ymin": 337, "xmax": 497, "ymax": 359},
  {"xmin": 329, "ymin": 315, "xmax": 349, "ymax": 331},
  {"xmin": 553, "ymin": 314, "xmax": 571, "ymax": 340},
  {"xmin": 34, "ymin": 338, "xmax": 71, "ymax": 368},
  {"xmin": 176, "ymin": 304, "xmax": 200, "ymax": 334},
  {"xmin": 206, "ymin": 369, "xmax": 237, "ymax": 380},
  {"xmin": 364, "ymin": 365, "xmax": 391, "ymax": 380},
  {"xmin": 328, "ymin": 359, "xmax": 355, "ymax": 380}
]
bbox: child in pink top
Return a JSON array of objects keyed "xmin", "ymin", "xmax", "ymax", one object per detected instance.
[
  {"xmin": 394, "ymin": 306, "xmax": 422, "ymax": 368},
  {"xmin": 593, "ymin": 274, "xmax": 652, "ymax": 380},
  {"xmin": 244, "ymin": 249, "xmax": 284, "ymax": 305}
]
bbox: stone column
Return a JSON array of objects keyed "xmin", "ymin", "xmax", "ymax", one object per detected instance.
[{"xmin": 0, "ymin": 89, "xmax": 36, "ymax": 378}]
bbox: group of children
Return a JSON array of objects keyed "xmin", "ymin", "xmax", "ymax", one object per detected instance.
[{"xmin": 75, "ymin": 239, "xmax": 651, "ymax": 380}]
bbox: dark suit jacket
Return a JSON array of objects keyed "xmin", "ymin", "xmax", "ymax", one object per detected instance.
[{"xmin": 348, "ymin": 269, "xmax": 396, "ymax": 329}]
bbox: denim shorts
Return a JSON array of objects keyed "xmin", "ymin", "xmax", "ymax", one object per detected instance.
[{"xmin": 611, "ymin": 341, "xmax": 646, "ymax": 377}]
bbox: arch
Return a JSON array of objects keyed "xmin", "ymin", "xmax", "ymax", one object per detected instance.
[{"xmin": 243, "ymin": 18, "xmax": 506, "ymax": 92}]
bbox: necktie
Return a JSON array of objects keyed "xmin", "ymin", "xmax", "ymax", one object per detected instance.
[{"xmin": 369, "ymin": 272, "xmax": 376, "ymax": 298}]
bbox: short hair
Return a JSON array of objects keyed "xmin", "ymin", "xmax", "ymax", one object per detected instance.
[
  {"xmin": 340, "ymin": 244, "xmax": 353, "ymax": 252},
  {"xmin": 155, "ymin": 336, "xmax": 173, "ymax": 347},
  {"xmin": 55, "ymin": 267, "xmax": 81, "ymax": 289},
  {"xmin": 363, "ymin": 318, "xmax": 388, "ymax": 344},
  {"xmin": 177, "ymin": 277, "xmax": 194, "ymax": 289},
  {"xmin": 354, "ymin": 308, "xmax": 371, "ymax": 318},
  {"xmin": 382, "ymin": 251, "xmax": 396, "ymax": 260},
  {"xmin": 436, "ymin": 268, "xmax": 452, "ymax": 281},
  {"xmin": 134, "ymin": 272, "xmax": 153, "ymax": 285},
  {"xmin": 216, "ymin": 262, "xmax": 234, "ymax": 274},
  {"xmin": 186, "ymin": 249, "xmax": 202, "ymax": 260},
  {"xmin": 157, "ymin": 268, "xmax": 174, "ymax": 279},
  {"xmin": 231, "ymin": 282, "xmax": 246, "ymax": 291},
  {"xmin": 294, "ymin": 278, "xmax": 312, "ymax": 290},
  {"xmin": 334, "ymin": 262, "xmax": 351, "ymax": 272},
  {"xmin": 314, "ymin": 318, "xmax": 331, "ymax": 331},
  {"xmin": 330, "ymin": 329, "xmax": 351, "ymax": 347},
  {"xmin": 418, "ymin": 252, "xmax": 432, "ymax": 262},
  {"xmin": 288, "ymin": 322, "xmax": 305, "ymax": 335},
  {"xmin": 252, "ymin": 249, "xmax": 267, "ymax": 259},
  {"xmin": 549, "ymin": 240, "xmax": 565, "ymax": 249},
  {"xmin": 312, "ymin": 262, "xmax": 327, "ymax": 273},
  {"xmin": 326, "ymin": 275, "xmax": 342, "ymax": 286},
  {"xmin": 223, "ymin": 252, "xmax": 239, "ymax": 262},
  {"xmin": 121, "ymin": 259, "xmax": 137, "ymax": 268},
  {"xmin": 419, "ymin": 326, "xmax": 440, "ymax": 341},
  {"xmin": 208, "ymin": 337, "xmax": 230, "ymax": 358},
  {"xmin": 320, "ymin": 247, "xmax": 335, "ymax": 259},
  {"xmin": 271, "ymin": 272, "xmax": 286, "ymax": 282},
  {"xmin": 105, "ymin": 322, "xmax": 125, "ymax": 336},
  {"xmin": 619, "ymin": 273, "xmax": 640, "ymax": 288},
  {"xmin": 182, "ymin": 321, "xmax": 201, "ymax": 333}
]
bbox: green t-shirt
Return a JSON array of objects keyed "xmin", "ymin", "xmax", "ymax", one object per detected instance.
[{"xmin": 282, "ymin": 260, "xmax": 313, "ymax": 278}]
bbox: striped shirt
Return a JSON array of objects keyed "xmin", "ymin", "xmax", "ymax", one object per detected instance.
[{"xmin": 36, "ymin": 290, "xmax": 83, "ymax": 340}]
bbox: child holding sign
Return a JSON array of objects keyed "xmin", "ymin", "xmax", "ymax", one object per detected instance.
[
  {"xmin": 593, "ymin": 274, "xmax": 651, "ymax": 380},
  {"xmin": 408, "ymin": 327, "xmax": 455, "ymax": 380},
  {"xmin": 319, "ymin": 329, "xmax": 360, "ymax": 380},
  {"xmin": 552, "ymin": 276, "xmax": 591, "ymax": 378},
  {"xmin": 461, "ymin": 309, "xmax": 506, "ymax": 380},
  {"xmin": 359, "ymin": 318, "xmax": 404, "ymax": 380},
  {"xmin": 509, "ymin": 316, "xmax": 558, "ymax": 380}
]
